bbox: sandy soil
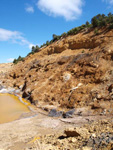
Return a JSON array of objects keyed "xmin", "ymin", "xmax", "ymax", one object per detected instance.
[
  {"xmin": 0, "ymin": 63, "xmax": 13, "ymax": 74},
  {"xmin": 0, "ymin": 113, "xmax": 66, "ymax": 150},
  {"xmin": 0, "ymin": 109, "xmax": 112, "ymax": 150}
]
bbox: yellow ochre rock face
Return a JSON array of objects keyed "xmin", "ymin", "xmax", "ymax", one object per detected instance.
[{"xmin": 1, "ymin": 27, "xmax": 113, "ymax": 115}]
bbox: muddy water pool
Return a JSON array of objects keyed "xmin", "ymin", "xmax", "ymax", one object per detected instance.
[{"xmin": 0, "ymin": 94, "xmax": 30, "ymax": 123}]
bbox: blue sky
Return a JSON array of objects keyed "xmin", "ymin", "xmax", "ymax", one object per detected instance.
[{"xmin": 0, "ymin": 0, "xmax": 113, "ymax": 63}]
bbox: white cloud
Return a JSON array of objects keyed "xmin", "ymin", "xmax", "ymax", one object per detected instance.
[
  {"xmin": 103, "ymin": 0, "xmax": 113, "ymax": 4},
  {"xmin": 37, "ymin": 0, "xmax": 84, "ymax": 21},
  {"xmin": 0, "ymin": 28, "xmax": 33, "ymax": 49},
  {"xmin": 7, "ymin": 58, "xmax": 14, "ymax": 62},
  {"xmin": 29, "ymin": 44, "xmax": 41, "ymax": 50},
  {"xmin": 25, "ymin": 6, "xmax": 34, "ymax": 13},
  {"xmin": 29, "ymin": 44, "xmax": 35, "ymax": 49}
]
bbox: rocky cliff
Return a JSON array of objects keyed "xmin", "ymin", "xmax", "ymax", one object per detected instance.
[{"xmin": 2, "ymin": 27, "xmax": 113, "ymax": 115}]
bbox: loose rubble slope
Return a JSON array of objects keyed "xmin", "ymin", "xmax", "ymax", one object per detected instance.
[
  {"xmin": 2, "ymin": 27, "xmax": 113, "ymax": 115},
  {"xmin": 0, "ymin": 27, "xmax": 113, "ymax": 150}
]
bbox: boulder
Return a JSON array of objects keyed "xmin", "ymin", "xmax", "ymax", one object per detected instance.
[
  {"xmin": 48, "ymin": 109, "xmax": 63, "ymax": 117},
  {"xmin": 0, "ymin": 84, "xmax": 3, "ymax": 90},
  {"xmin": 64, "ymin": 128, "xmax": 80, "ymax": 137},
  {"xmin": 63, "ymin": 109, "xmax": 75, "ymax": 118}
]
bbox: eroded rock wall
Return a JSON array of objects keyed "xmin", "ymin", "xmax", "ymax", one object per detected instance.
[{"xmin": 2, "ymin": 27, "xmax": 113, "ymax": 115}]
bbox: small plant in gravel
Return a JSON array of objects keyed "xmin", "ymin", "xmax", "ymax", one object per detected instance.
[
  {"xmin": 94, "ymin": 29, "xmax": 99, "ymax": 35},
  {"xmin": 82, "ymin": 50, "xmax": 85, "ymax": 53}
]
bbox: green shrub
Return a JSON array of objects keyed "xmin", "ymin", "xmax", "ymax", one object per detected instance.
[
  {"xmin": 82, "ymin": 50, "xmax": 85, "ymax": 53},
  {"xmin": 40, "ymin": 43, "xmax": 46, "ymax": 48},
  {"xmin": 89, "ymin": 48, "xmax": 91, "ymax": 51},
  {"xmin": 73, "ymin": 27, "xmax": 79, "ymax": 33},
  {"xmin": 91, "ymin": 17, "xmax": 99, "ymax": 27},
  {"xmin": 78, "ymin": 24, "xmax": 86, "ymax": 31},
  {"xmin": 67, "ymin": 29, "xmax": 74, "ymax": 35},
  {"xmin": 13, "ymin": 56, "xmax": 24, "ymax": 64},
  {"xmin": 25, "ymin": 12, "xmax": 113, "ymax": 57},
  {"xmin": 52, "ymin": 34, "xmax": 61, "ymax": 42},
  {"xmin": 67, "ymin": 27, "xmax": 80, "ymax": 35},
  {"xmin": 32, "ymin": 45, "xmax": 40, "ymax": 53},
  {"xmin": 107, "ymin": 12, "xmax": 113, "ymax": 23},
  {"xmin": 86, "ymin": 21, "xmax": 90, "ymax": 26},
  {"xmin": 46, "ymin": 40, "xmax": 50, "ymax": 46},
  {"xmin": 109, "ymin": 23, "xmax": 113, "ymax": 29},
  {"xmin": 100, "ymin": 19, "xmax": 107, "ymax": 27},
  {"xmin": 91, "ymin": 13, "xmax": 113, "ymax": 28},
  {"xmin": 94, "ymin": 29, "xmax": 99, "ymax": 35},
  {"xmin": 61, "ymin": 32, "xmax": 67, "ymax": 37}
]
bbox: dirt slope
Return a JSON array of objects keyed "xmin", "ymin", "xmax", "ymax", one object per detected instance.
[
  {"xmin": 0, "ymin": 27, "xmax": 113, "ymax": 150},
  {"xmin": 0, "ymin": 63, "xmax": 13, "ymax": 73},
  {"xmin": 2, "ymin": 27, "xmax": 113, "ymax": 115}
]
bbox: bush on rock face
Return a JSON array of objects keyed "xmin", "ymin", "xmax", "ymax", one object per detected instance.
[
  {"xmin": 27, "ymin": 45, "xmax": 40, "ymax": 56},
  {"xmin": 91, "ymin": 13, "xmax": 113, "ymax": 28},
  {"xmin": 94, "ymin": 29, "xmax": 99, "ymax": 35},
  {"xmin": 86, "ymin": 21, "xmax": 90, "ymax": 27},
  {"xmin": 14, "ymin": 12, "xmax": 113, "ymax": 58},
  {"xmin": 52, "ymin": 34, "xmax": 61, "ymax": 42},
  {"xmin": 13, "ymin": 56, "xmax": 24, "ymax": 64},
  {"xmin": 91, "ymin": 17, "xmax": 99, "ymax": 27},
  {"xmin": 109, "ymin": 23, "xmax": 113, "ymax": 29},
  {"xmin": 46, "ymin": 40, "xmax": 50, "ymax": 46},
  {"xmin": 61, "ymin": 32, "xmax": 67, "ymax": 37}
]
